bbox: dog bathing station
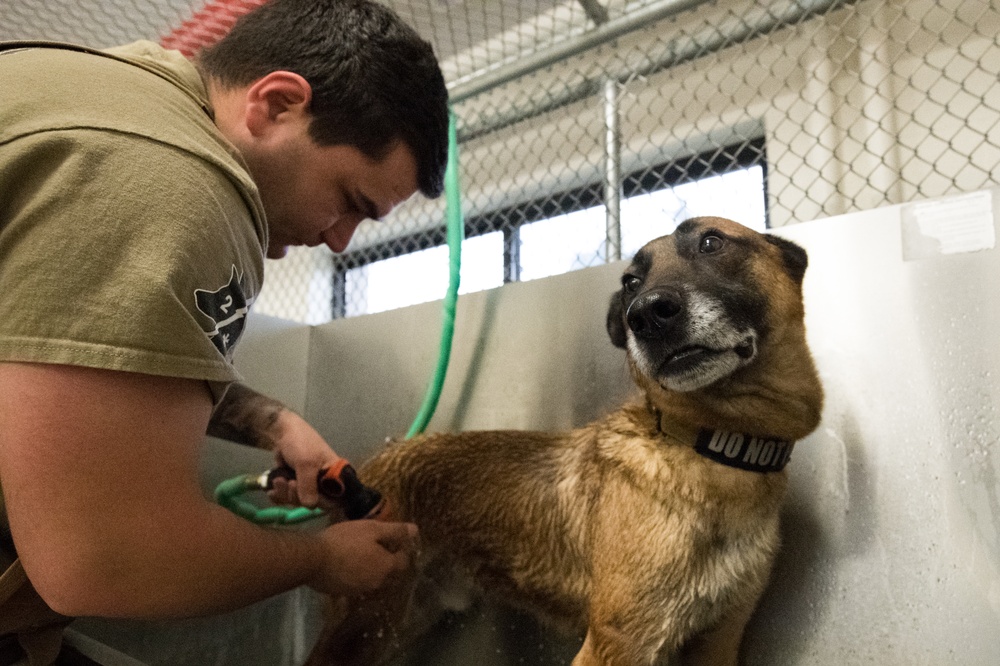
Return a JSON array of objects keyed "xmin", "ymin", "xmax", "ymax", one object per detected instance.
[{"xmin": 75, "ymin": 188, "xmax": 1000, "ymax": 664}]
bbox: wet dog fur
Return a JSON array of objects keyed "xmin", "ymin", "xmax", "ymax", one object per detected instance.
[{"xmin": 307, "ymin": 216, "xmax": 824, "ymax": 666}]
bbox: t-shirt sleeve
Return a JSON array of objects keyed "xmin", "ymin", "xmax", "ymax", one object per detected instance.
[{"xmin": 0, "ymin": 128, "xmax": 265, "ymax": 397}]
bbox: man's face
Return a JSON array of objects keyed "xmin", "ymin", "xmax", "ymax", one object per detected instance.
[{"xmin": 242, "ymin": 121, "xmax": 420, "ymax": 259}]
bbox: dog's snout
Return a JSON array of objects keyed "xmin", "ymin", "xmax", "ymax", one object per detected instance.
[{"xmin": 626, "ymin": 289, "xmax": 683, "ymax": 338}]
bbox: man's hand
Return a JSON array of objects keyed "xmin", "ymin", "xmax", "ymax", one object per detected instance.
[
  {"xmin": 266, "ymin": 409, "xmax": 344, "ymax": 508},
  {"xmin": 207, "ymin": 383, "xmax": 345, "ymax": 508},
  {"xmin": 309, "ymin": 519, "xmax": 420, "ymax": 597}
]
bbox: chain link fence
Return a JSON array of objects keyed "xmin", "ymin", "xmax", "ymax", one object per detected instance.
[{"xmin": 4, "ymin": 0, "xmax": 999, "ymax": 323}]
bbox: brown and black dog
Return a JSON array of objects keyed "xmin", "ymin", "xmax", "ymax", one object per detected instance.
[{"xmin": 308, "ymin": 216, "xmax": 824, "ymax": 666}]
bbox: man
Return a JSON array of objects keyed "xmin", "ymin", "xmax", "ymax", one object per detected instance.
[{"xmin": 0, "ymin": 0, "xmax": 448, "ymax": 659}]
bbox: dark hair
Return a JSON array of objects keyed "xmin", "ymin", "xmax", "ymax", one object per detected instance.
[{"xmin": 197, "ymin": 0, "xmax": 448, "ymax": 198}]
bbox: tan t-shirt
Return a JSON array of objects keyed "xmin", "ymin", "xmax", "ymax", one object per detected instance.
[
  {"xmin": 0, "ymin": 40, "xmax": 267, "ymax": 399},
  {"xmin": 0, "ymin": 41, "xmax": 268, "ymax": 545}
]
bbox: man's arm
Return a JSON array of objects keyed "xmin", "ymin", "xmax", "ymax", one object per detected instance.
[
  {"xmin": 0, "ymin": 362, "xmax": 415, "ymax": 619},
  {"xmin": 207, "ymin": 382, "xmax": 343, "ymax": 508},
  {"xmin": 206, "ymin": 382, "xmax": 284, "ymax": 449}
]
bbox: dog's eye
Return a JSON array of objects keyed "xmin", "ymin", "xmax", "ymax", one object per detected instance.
[
  {"xmin": 622, "ymin": 275, "xmax": 642, "ymax": 293},
  {"xmin": 699, "ymin": 234, "xmax": 725, "ymax": 254}
]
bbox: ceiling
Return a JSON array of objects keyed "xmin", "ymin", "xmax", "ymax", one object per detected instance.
[{"xmin": 0, "ymin": 0, "xmax": 663, "ymax": 85}]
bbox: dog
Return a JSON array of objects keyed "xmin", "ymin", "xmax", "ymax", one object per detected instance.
[{"xmin": 307, "ymin": 216, "xmax": 824, "ymax": 666}]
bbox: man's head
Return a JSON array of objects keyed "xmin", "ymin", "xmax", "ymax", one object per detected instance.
[{"xmin": 197, "ymin": 0, "xmax": 449, "ymax": 257}]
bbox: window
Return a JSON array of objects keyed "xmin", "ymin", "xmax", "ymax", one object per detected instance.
[
  {"xmin": 518, "ymin": 206, "xmax": 607, "ymax": 282},
  {"xmin": 344, "ymin": 232, "xmax": 504, "ymax": 316},
  {"xmin": 618, "ymin": 165, "xmax": 767, "ymax": 255},
  {"xmin": 333, "ymin": 139, "xmax": 766, "ymax": 318},
  {"xmin": 517, "ymin": 165, "xmax": 767, "ymax": 283}
]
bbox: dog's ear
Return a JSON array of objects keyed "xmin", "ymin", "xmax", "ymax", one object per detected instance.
[
  {"xmin": 765, "ymin": 235, "xmax": 808, "ymax": 284},
  {"xmin": 606, "ymin": 290, "xmax": 628, "ymax": 348}
]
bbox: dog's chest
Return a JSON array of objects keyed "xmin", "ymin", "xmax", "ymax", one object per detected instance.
[
  {"xmin": 682, "ymin": 508, "xmax": 781, "ymax": 629},
  {"xmin": 699, "ymin": 508, "xmax": 780, "ymax": 577},
  {"xmin": 599, "ymin": 427, "xmax": 786, "ymax": 612}
]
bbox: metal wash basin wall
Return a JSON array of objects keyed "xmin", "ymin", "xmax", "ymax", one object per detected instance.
[{"xmin": 76, "ymin": 189, "xmax": 1000, "ymax": 664}]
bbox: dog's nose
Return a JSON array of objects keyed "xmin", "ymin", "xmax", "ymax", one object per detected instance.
[{"xmin": 626, "ymin": 289, "xmax": 684, "ymax": 338}]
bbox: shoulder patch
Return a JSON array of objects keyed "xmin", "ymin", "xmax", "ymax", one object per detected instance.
[{"xmin": 195, "ymin": 266, "xmax": 252, "ymax": 359}]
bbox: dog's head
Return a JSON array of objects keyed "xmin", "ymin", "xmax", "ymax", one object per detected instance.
[{"xmin": 607, "ymin": 216, "xmax": 809, "ymax": 394}]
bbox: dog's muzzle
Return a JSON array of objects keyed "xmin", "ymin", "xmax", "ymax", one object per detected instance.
[
  {"xmin": 625, "ymin": 287, "xmax": 758, "ymax": 392},
  {"xmin": 625, "ymin": 287, "xmax": 684, "ymax": 340}
]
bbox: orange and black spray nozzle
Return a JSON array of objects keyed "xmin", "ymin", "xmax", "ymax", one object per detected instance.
[{"xmin": 266, "ymin": 460, "xmax": 386, "ymax": 521}]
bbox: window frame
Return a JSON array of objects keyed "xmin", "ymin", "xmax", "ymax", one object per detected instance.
[{"xmin": 330, "ymin": 137, "xmax": 767, "ymax": 318}]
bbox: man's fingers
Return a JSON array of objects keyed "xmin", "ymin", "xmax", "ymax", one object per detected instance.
[
  {"xmin": 309, "ymin": 520, "xmax": 420, "ymax": 596},
  {"xmin": 380, "ymin": 523, "xmax": 419, "ymax": 577},
  {"xmin": 267, "ymin": 476, "xmax": 294, "ymax": 505},
  {"xmin": 295, "ymin": 464, "xmax": 321, "ymax": 508},
  {"xmin": 375, "ymin": 521, "xmax": 420, "ymax": 555},
  {"xmin": 272, "ymin": 454, "xmax": 322, "ymax": 508}
]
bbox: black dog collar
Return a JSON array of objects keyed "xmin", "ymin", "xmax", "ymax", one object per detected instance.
[
  {"xmin": 694, "ymin": 429, "xmax": 794, "ymax": 473},
  {"xmin": 649, "ymin": 404, "xmax": 795, "ymax": 474}
]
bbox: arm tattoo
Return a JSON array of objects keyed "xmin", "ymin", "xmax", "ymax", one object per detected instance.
[{"xmin": 207, "ymin": 382, "xmax": 286, "ymax": 450}]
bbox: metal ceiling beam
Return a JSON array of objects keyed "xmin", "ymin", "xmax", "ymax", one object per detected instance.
[
  {"xmin": 452, "ymin": 0, "xmax": 857, "ymax": 141},
  {"xmin": 448, "ymin": 0, "xmax": 709, "ymax": 103}
]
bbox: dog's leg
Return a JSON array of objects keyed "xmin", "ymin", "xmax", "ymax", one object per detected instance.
[
  {"xmin": 572, "ymin": 618, "xmax": 671, "ymax": 666},
  {"xmin": 305, "ymin": 580, "xmax": 417, "ymax": 666},
  {"xmin": 306, "ymin": 559, "xmax": 463, "ymax": 666},
  {"xmin": 677, "ymin": 594, "xmax": 759, "ymax": 666},
  {"xmin": 570, "ymin": 572, "xmax": 679, "ymax": 663},
  {"xmin": 572, "ymin": 630, "xmax": 603, "ymax": 666},
  {"xmin": 569, "ymin": 477, "xmax": 687, "ymax": 666},
  {"xmin": 572, "ymin": 626, "xmax": 635, "ymax": 666},
  {"xmin": 304, "ymin": 597, "xmax": 350, "ymax": 666}
]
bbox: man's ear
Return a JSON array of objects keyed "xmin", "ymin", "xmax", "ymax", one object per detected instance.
[{"xmin": 244, "ymin": 71, "xmax": 313, "ymax": 138}]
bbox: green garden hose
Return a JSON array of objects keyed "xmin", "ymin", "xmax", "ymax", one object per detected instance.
[
  {"xmin": 406, "ymin": 109, "xmax": 464, "ymax": 438},
  {"xmin": 214, "ymin": 472, "xmax": 324, "ymax": 525}
]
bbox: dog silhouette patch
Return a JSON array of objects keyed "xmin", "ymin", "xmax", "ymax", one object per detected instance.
[{"xmin": 195, "ymin": 266, "xmax": 250, "ymax": 360}]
